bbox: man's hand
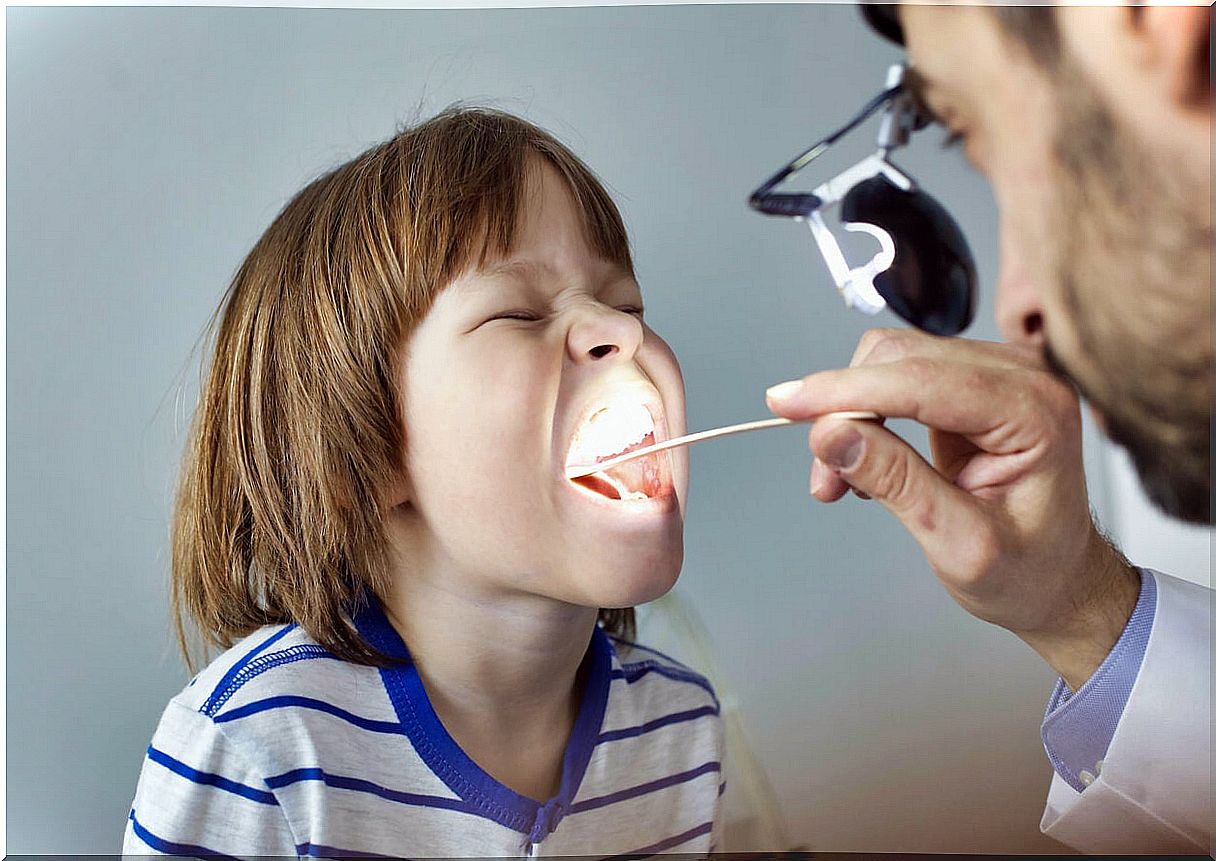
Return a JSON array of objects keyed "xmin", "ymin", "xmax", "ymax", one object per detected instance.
[{"xmin": 766, "ymin": 329, "xmax": 1140, "ymax": 691}]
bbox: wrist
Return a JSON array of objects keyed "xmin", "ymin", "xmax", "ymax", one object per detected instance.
[{"xmin": 1017, "ymin": 532, "xmax": 1141, "ymax": 691}]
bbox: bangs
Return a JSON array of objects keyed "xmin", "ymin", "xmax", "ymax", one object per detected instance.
[{"xmin": 398, "ymin": 108, "xmax": 634, "ymax": 294}]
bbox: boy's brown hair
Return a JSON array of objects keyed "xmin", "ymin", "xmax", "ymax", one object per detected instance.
[{"xmin": 173, "ymin": 108, "xmax": 636, "ymax": 671}]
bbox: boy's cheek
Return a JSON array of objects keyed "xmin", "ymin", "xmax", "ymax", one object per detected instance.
[{"xmin": 642, "ymin": 334, "xmax": 688, "ymax": 434}]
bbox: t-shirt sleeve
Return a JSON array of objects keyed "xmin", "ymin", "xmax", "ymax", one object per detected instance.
[{"xmin": 122, "ymin": 698, "xmax": 296, "ymax": 857}]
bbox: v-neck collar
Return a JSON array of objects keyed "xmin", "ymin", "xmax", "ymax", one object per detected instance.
[{"xmin": 352, "ymin": 595, "xmax": 612, "ymax": 840}]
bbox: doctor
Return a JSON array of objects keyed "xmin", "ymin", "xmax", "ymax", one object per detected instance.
[{"xmin": 763, "ymin": 3, "xmax": 1211, "ymax": 853}]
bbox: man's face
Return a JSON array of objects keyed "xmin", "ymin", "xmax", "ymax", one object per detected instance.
[
  {"xmin": 900, "ymin": 5, "xmax": 1212, "ymax": 523},
  {"xmin": 391, "ymin": 160, "xmax": 690, "ymax": 611}
]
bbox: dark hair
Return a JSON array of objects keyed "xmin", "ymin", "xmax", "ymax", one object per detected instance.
[{"xmin": 862, "ymin": 5, "xmax": 1061, "ymax": 66}]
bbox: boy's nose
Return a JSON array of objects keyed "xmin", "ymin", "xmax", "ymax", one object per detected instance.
[{"xmin": 567, "ymin": 304, "xmax": 644, "ymax": 364}]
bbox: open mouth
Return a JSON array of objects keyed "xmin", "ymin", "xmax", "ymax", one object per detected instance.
[{"xmin": 566, "ymin": 401, "xmax": 666, "ymax": 502}]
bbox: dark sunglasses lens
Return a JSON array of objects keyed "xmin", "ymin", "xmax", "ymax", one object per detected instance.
[{"xmin": 841, "ymin": 175, "xmax": 977, "ymax": 335}]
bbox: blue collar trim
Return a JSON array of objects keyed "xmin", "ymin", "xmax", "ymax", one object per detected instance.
[{"xmin": 352, "ymin": 596, "xmax": 613, "ymax": 839}]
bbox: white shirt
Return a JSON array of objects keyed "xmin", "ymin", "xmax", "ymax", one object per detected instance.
[{"xmin": 1040, "ymin": 570, "xmax": 1211, "ymax": 853}]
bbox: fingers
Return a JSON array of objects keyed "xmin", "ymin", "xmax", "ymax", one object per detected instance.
[
  {"xmin": 810, "ymin": 456, "xmax": 850, "ymax": 501},
  {"xmin": 847, "ymin": 327, "xmax": 1041, "ymax": 371},
  {"xmin": 767, "ymin": 356, "xmax": 1068, "ymax": 455},
  {"xmin": 809, "ymin": 415, "xmax": 992, "ymax": 570}
]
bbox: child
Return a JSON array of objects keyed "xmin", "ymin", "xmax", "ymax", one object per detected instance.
[{"xmin": 123, "ymin": 108, "xmax": 724, "ymax": 857}]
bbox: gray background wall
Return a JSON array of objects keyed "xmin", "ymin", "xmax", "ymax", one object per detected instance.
[{"xmin": 6, "ymin": 4, "xmax": 1209, "ymax": 854}]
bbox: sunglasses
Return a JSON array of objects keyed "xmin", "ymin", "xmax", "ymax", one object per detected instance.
[{"xmin": 749, "ymin": 64, "xmax": 977, "ymax": 336}]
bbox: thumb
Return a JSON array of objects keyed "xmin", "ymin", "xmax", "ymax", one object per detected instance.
[{"xmin": 812, "ymin": 418, "xmax": 988, "ymax": 567}]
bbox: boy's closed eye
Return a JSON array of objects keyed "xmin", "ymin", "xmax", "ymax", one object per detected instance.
[
  {"xmin": 490, "ymin": 309, "xmax": 547, "ymax": 323},
  {"xmin": 480, "ymin": 304, "xmax": 645, "ymax": 328}
]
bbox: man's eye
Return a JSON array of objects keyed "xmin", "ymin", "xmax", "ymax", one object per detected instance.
[
  {"xmin": 617, "ymin": 305, "xmax": 645, "ymax": 318},
  {"xmin": 941, "ymin": 128, "xmax": 967, "ymax": 150}
]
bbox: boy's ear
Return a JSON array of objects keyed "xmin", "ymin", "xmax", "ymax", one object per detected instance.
[{"xmin": 382, "ymin": 466, "xmax": 413, "ymax": 510}]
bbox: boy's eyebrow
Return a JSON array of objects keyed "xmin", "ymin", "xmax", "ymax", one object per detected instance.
[
  {"xmin": 476, "ymin": 257, "xmax": 635, "ymax": 285},
  {"xmin": 446, "ymin": 258, "xmax": 538, "ymax": 299},
  {"xmin": 479, "ymin": 258, "xmax": 539, "ymax": 282}
]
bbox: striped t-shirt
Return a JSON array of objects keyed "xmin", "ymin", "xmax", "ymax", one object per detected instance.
[{"xmin": 123, "ymin": 597, "xmax": 724, "ymax": 857}]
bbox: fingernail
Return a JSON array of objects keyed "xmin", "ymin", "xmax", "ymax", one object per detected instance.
[
  {"xmin": 820, "ymin": 427, "xmax": 863, "ymax": 471},
  {"xmin": 810, "ymin": 459, "xmax": 825, "ymax": 495},
  {"xmin": 765, "ymin": 380, "xmax": 802, "ymax": 404}
]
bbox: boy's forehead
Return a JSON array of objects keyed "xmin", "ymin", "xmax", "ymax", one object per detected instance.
[{"xmin": 457, "ymin": 255, "xmax": 635, "ymax": 291}]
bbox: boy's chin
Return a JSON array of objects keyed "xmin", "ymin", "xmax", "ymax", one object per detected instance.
[{"xmin": 579, "ymin": 551, "xmax": 684, "ymax": 611}]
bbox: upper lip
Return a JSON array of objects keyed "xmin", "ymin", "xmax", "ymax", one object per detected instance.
[{"xmin": 563, "ymin": 382, "xmax": 667, "ymax": 472}]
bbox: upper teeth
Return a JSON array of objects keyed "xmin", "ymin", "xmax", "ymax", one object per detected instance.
[{"xmin": 568, "ymin": 401, "xmax": 655, "ymax": 466}]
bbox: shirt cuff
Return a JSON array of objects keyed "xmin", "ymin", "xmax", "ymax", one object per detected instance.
[{"xmin": 1040, "ymin": 568, "xmax": 1157, "ymax": 793}]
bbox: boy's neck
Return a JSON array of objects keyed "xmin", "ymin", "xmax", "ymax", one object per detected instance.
[{"xmin": 381, "ymin": 567, "xmax": 600, "ymax": 801}]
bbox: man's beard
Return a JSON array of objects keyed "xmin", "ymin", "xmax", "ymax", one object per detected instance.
[
  {"xmin": 1042, "ymin": 342, "xmax": 1210, "ymax": 523},
  {"xmin": 1043, "ymin": 60, "xmax": 1212, "ymax": 524}
]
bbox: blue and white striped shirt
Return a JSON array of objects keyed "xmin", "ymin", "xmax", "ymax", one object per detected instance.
[{"xmin": 123, "ymin": 598, "xmax": 724, "ymax": 857}]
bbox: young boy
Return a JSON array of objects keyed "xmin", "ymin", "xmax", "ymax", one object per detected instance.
[{"xmin": 123, "ymin": 108, "xmax": 724, "ymax": 856}]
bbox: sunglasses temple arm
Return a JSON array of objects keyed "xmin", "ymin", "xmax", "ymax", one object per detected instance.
[{"xmin": 749, "ymin": 84, "xmax": 902, "ymax": 214}]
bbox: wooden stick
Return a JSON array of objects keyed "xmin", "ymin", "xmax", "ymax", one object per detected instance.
[{"xmin": 565, "ymin": 410, "xmax": 879, "ymax": 478}]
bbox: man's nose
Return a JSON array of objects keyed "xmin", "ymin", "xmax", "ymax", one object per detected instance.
[
  {"xmin": 566, "ymin": 304, "xmax": 644, "ymax": 364},
  {"xmin": 995, "ymin": 237, "xmax": 1048, "ymax": 347}
]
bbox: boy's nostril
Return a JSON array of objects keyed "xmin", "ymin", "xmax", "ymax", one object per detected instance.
[{"xmin": 588, "ymin": 344, "xmax": 616, "ymax": 359}]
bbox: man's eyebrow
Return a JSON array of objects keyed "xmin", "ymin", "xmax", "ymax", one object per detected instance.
[{"xmin": 901, "ymin": 66, "xmax": 942, "ymax": 122}]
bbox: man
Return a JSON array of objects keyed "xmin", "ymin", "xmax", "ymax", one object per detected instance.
[{"xmin": 763, "ymin": 3, "xmax": 1211, "ymax": 853}]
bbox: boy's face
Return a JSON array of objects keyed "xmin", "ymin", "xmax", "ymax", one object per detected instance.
[{"xmin": 393, "ymin": 161, "xmax": 689, "ymax": 610}]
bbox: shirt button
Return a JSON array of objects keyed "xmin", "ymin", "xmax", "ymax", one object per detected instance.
[
  {"xmin": 1094, "ymin": 759, "xmax": 1104, "ymax": 775},
  {"xmin": 1079, "ymin": 769, "xmax": 1096, "ymax": 786}
]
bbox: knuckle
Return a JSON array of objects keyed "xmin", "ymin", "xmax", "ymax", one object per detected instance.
[
  {"xmin": 896, "ymin": 355, "xmax": 936, "ymax": 388},
  {"xmin": 855, "ymin": 328, "xmax": 908, "ymax": 366},
  {"xmin": 869, "ymin": 449, "xmax": 915, "ymax": 506},
  {"xmin": 1005, "ymin": 341, "xmax": 1043, "ymax": 369},
  {"xmin": 965, "ymin": 523, "xmax": 1004, "ymax": 579},
  {"xmin": 1027, "ymin": 369, "xmax": 1082, "ymax": 436},
  {"xmin": 947, "ymin": 522, "xmax": 1003, "ymax": 591}
]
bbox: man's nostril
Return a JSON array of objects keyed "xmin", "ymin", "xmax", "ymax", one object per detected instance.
[{"xmin": 589, "ymin": 344, "xmax": 616, "ymax": 359}]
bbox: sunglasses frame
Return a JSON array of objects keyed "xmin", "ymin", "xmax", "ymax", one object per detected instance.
[{"xmin": 749, "ymin": 64, "xmax": 946, "ymax": 321}]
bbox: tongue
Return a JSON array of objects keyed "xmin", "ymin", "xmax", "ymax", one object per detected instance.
[
  {"xmin": 603, "ymin": 456, "xmax": 653, "ymax": 497},
  {"xmin": 572, "ymin": 473, "xmax": 624, "ymax": 500}
]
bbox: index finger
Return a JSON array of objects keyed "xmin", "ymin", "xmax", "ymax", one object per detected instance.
[
  {"xmin": 849, "ymin": 328, "xmax": 1043, "ymax": 372},
  {"xmin": 766, "ymin": 357, "xmax": 1057, "ymax": 453}
]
